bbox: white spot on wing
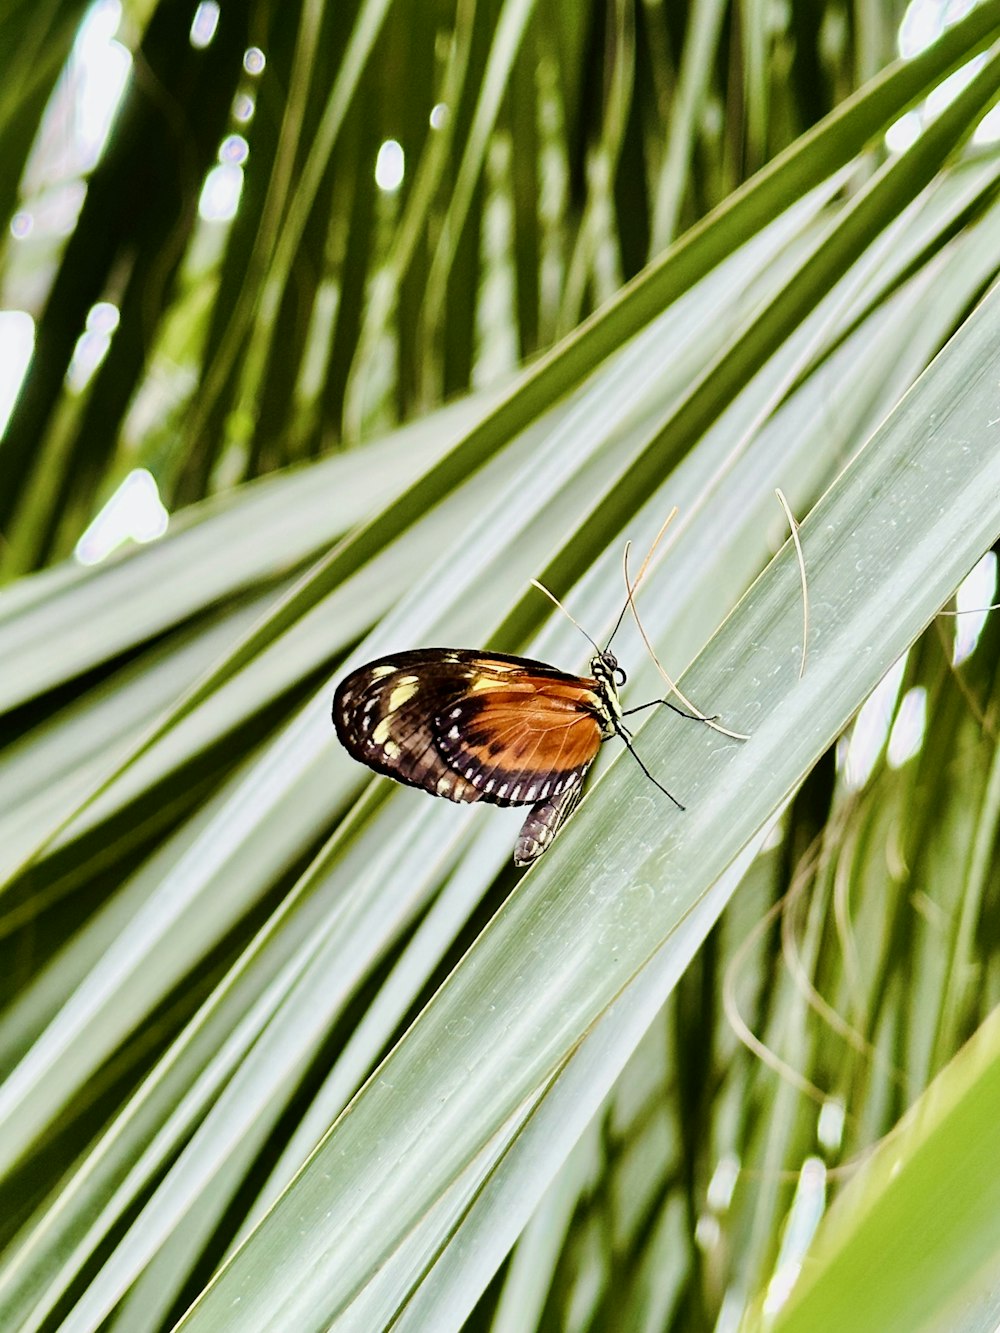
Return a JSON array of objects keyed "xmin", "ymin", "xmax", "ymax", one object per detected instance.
[
  {"xmin": 486, "ymin": 779, "xmax": 495, "ymax": 793},
  {"xmin": 526, "ymin": 785, "xmax": 536, "ymax": 801},
  {"xmin": 449, "ymin": 725, "xmax": 460, "ymax": 739},
  {"xmin": 499, "ymin": 784, "xmax": 508, "ymax": 797}
]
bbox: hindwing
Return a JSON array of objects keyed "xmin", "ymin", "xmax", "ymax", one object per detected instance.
[{"xmin": 434, "ymin": 688, "xmax": 602, "ymax": 805}]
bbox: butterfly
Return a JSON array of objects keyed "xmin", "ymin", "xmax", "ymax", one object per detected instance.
[{"xmin": 332, "ymin": 635, "xmax": 691, "ymax": 866}]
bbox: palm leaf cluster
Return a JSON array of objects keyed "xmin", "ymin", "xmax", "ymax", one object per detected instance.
[{"xmin": 2, "ymin": 1, "xmax": 1000, "ymax": 1329}]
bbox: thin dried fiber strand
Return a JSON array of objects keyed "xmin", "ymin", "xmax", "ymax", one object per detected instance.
[
  {"xmin": 623, "ymin": 538, "xmax": 749, "ymax": 742},
  {"xmin": 775, "ymin": 487, "xmax": 809, "ymax": 679}
]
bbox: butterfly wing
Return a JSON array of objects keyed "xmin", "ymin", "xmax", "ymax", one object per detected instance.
[
  {"xmin": 333, "ymin": 649, "xmax": 607, "ymax": 808},
  {"xmin": 333, "ymin": 650, "xmax": 484, "ymax": 802},
  {"xmin": 433, "ymin": 685, "xmax": 602, "ymax": 805}
]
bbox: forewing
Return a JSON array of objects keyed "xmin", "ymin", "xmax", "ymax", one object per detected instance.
[
  {"xmin": 514, "ymin": 782, "xmax": 587, "ymax": 866},
  {"xmin": 333, "ymin": 651, "xmax": 483, "ymax": 802},
  {"xmin": 433, "ymin": 678, "xmax": 604, "ymax": 807}
]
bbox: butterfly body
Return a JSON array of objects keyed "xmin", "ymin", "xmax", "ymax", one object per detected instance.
[{"xmin": 333, "ymin": 647, "xmax": 625, "ymax": 864}]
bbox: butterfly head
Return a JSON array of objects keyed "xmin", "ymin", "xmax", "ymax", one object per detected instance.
[{"xmin": 592, "ymin": 650, "xmax": 627, "ymax": 692}]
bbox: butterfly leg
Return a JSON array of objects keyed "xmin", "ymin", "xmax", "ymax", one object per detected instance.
[
  {"xmin": 620, "ymin": 699, "xmax": 718, "ymax": 723},
  {"xmin": 611, "ymin": 723, "xmax": 685, "ymax": 810}
]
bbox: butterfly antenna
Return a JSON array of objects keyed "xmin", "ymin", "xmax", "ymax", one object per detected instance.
[
  {"xmin": 603, "ymin": 585, "xmax": 633, "ymax": 654},
  {"xmin": 530, "ymin": 579, "xmax": 603, "ymax": 658},
  {"xmin": 604, "ymin": 507, "xmax": 679, "ymax": 652},
  {"xmin": 623, "ymin": 543, "xmax": 749, "ymax": 742}
]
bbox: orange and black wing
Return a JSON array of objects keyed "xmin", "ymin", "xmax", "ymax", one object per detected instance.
[
  {"xmin": 332, "ymin": 648, "xmax": 606, "ymax": 808},
  {"xmin": 433, "ymin": 682, "xmax": 604, "ymax": 805}
]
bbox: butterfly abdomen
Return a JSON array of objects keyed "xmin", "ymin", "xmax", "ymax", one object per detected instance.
[{"xmin": 514, "ymin": 785, "xmax": 585, "ymax": 865}]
